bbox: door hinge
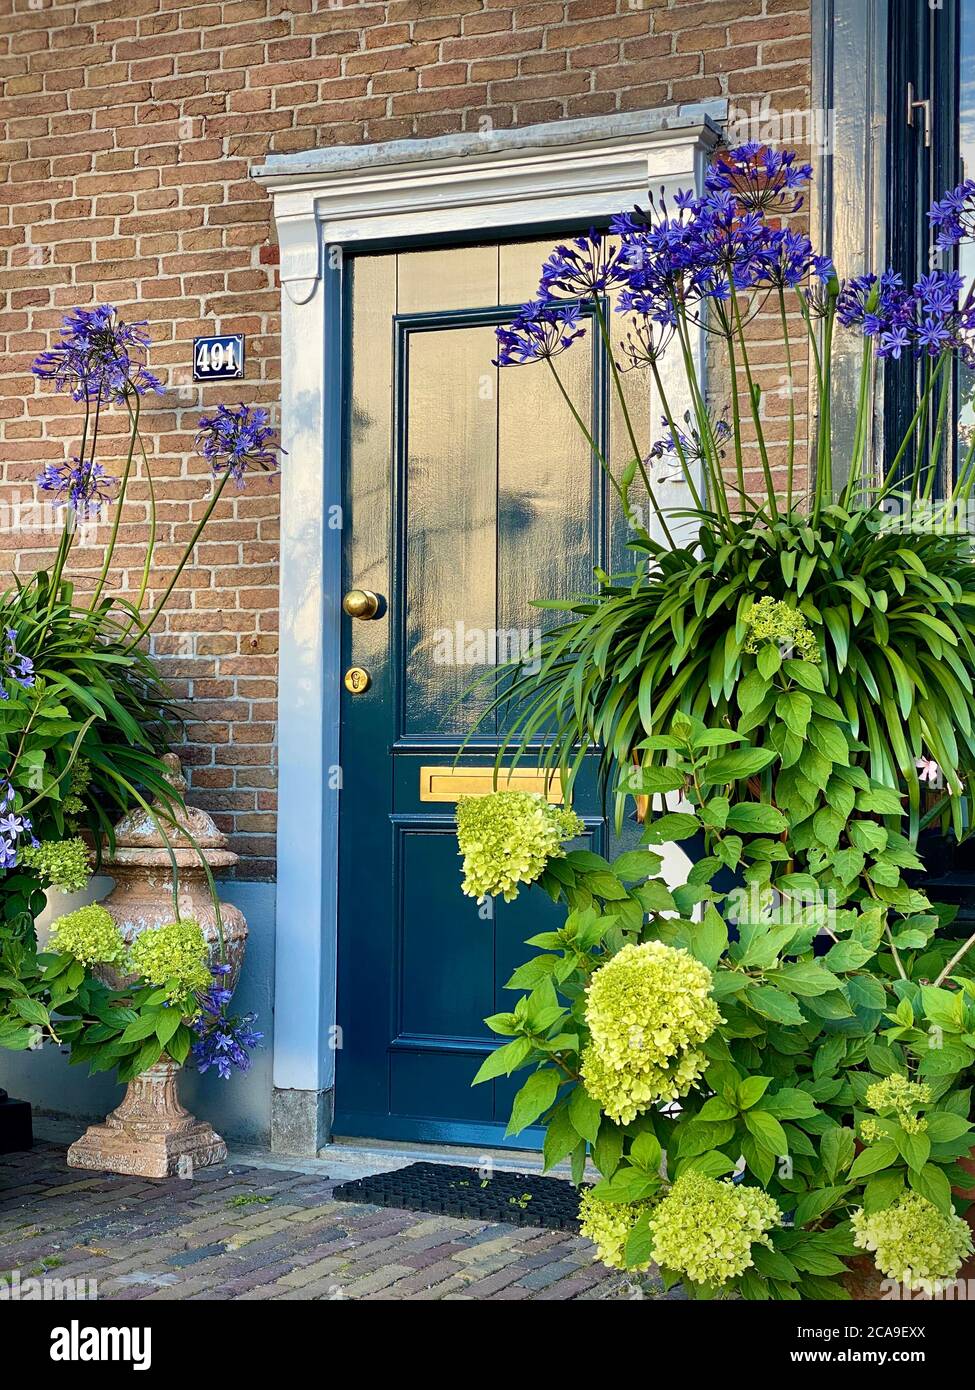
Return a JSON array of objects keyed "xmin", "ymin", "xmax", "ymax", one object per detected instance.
[{"xmin": 907, "ymin": 81, "xmax": 932, "ymax": 148}]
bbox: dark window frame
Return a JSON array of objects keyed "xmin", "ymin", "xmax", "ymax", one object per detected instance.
[{"xmin": 884, "ymin": 0, "xmax": 960, "ymax": 491}]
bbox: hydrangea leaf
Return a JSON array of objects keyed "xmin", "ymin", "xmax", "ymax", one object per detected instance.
[
  {"xmin": 848, "ymin": 1137, "xmax": 900, "ymax": 1180},
  {"xmin": 506, "ymin": 1066, "xmax": 560, "ymax": 1136},
  {"xmin": 567, "ymin": 1081, "xmax": 602, "ymax": 1144},
  {"xmin": 541, "ymin": 1101, "xmax": 579, "ymax": 1171},
  {"xmin": 906, "ymin": 1162, "xmax": 953, "ymax": 1216}
]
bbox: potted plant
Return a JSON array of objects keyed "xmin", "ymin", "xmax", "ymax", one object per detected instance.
[
  {"xmin": 0, "ymin": 307, "xmax": 276, "ymax": 1150},
  {"xmin": 489, "ymin": 150, "xmax": 975, "ymax": 845},
  {"xmin": 454, "ymin": 145, "xmax": 975, "ymax": 1298}
]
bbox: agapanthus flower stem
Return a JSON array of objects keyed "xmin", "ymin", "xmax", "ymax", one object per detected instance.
[
  {"xmin": 730, "ymin": 285, "xmax": 779, "ymax": 520},
  {"xmin": 43, "ymin": 392, "xmax": 101, "ymax": 634},
  {"xmin": 671, "ymin": 310, "xmax": 731, "ymax": 525},
  {"xmin": 880, "ymin": 350, "xmax": 947, "ymax": 492},
  {"xmin": 813, "ymin": 296, "xmax": 837, "ymax": 520},
  {"xmin": 132, "ymin": 429, "xmax": 157, "ymax": 618},
  {"xmin": 951, "ymin": 425, "xmax": 975, "ymax": 502},
  {"xmin": 115, "ymin": 397, "xmax": 158, "ymax": 634},
  {"xmin": 777, "ymin": 287, "xmax": 797, "ymax": 511},
  {"xmin": 841, "ymin": 332, "xmax": 874, "ymax": 509},
  {"xmin": 792, "ymin": 287, "xmax": 824, "ymax": 510},
  {"xmin": 923, "ymin": 357, "xmax": 952, "ymax": 501},
  {"xmin": 88, "ymin": 388, "xmax": 140, "ymax": 613},
  {"xmin": 647, "ymin": 358, "xmax": 705, "ymax": 513},
  {"xmin": 723, "ymin": 311, "xmax": 748, "ymax": 511},
  {"xmin": 122, "ymin": 468, "xmax": 233, "ymax": 652},
  {"xmin": 908, "ymin": 359, "xmax": 934, "ymax": 501},
  {"xmin": 590, "ymin": 298, "xmax": 676, "ymax": 548},
  {"xmin": 542, "ymin": 357, "xmax": 653, "ymax": 547}
]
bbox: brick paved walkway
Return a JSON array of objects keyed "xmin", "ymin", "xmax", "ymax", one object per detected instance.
[{"xmin": 0, "ymin": 1140, "xmax": 637, "ymax": 1301}]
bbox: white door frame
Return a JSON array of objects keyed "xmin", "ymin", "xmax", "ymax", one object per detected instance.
[{"xmin": 251, "ymin": 103, "xmax": 723, "ymax": 1154}]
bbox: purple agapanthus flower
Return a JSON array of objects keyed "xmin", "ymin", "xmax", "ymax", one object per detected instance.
[
  {"xmin": 928, "ymin": 179, "xmax": 975, "ymax": 248},
  {"xmin": 0, "ymin": 628, "xmax": 34, "ymax": 702},
  {"xmin": 836, "ymin": 271, "xmax": 903, "ymax": 330},
  {"xmin": 877, "ymin": 326, "xmax": 911, "ymax": 360},
  {"xmin": 755, "ymin": 227, "xmax": 816, "ymax": 290},
  {"xmin": 0, "ymin": 779, "xmax": 34, "ymax": 869},
  {"xmin": 609, "ymin": 191, "xmax": 720, "ymax": 321},
  {"xmin": 195, "ymin": 403, "xmax": 282, "ymax": 488},
  {"xmin": 538, "ymin": 230, "xmax": 631, "ymax": 299},
  {"xmin": 610, "ymin": 179, "xmax": 804, "ymax": 321},
  {"xmin": 32, "ymin": 305, "xmax": 164, "ymax": 403},
  {"xmin": 839, "ymin": 267, "xmax": 974, "ymax": 361},
  {"xmin": 704, "ymin": 143, "xmax": 813, "ymax": 216},
  {"xmin": 37, "ymin": 456, "xmax": 115, "ymax": 517},
  {"xmin": 914, "ymin": 270, "xmax": 964, "ymax": 314},
  {"xmin": 191, "ymin": 964, "xmax": 263, "ymax": 1079},
  {"xmin": 649, "ymin": 412, "xmax": 732, "ymax": 467},
  {"xmin": 902, "ymin": 270, "xmax": 970, "ymax": 358},
  {"xmin": 493, "ymin": 299, "xmax": 587, "ymax": 366},
  {"xmin": 617, "ymin": 311, "xmax": 676, "ymax": 369}
]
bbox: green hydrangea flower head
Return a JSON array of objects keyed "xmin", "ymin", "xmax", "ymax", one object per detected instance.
[
  {"xmin": 456, "ymin": 790, "xmax": 583, "ymax": 902},
  {"xmin": 20, "ymin": 837, "xmax": 91, "ymax": 893},
  {"xmin": 851, "ymin": 1192, "xmax": 972, "ymax": 1295},
  {"xmin": 62, "ymin": 757, "xmax": 93, "ymax": 819},
  {"xmin": 743, "ymin": 595, "xmax": 818, "ymax": 661},
  {"xmin": 863, "ymin": 1073, "xmax": 931, "ymax": 1136},
  {"xmin": 647, "ymin": 1172, "xmax": 782, "ymax": 1288},
  {"xmin": 127, "ymin": 919, "xmax": 211, "ymax": 1005},
  {"xmin": 48, "ymin": 905, "xmax": 125, "ymax": 967},
  {"xmin": 580, "ymin": 940, "xmax": 721, "ymax": 1124},
  {"xmin": 578, "ymin": 1189, "xmax": 656, "ymax": 1272}
]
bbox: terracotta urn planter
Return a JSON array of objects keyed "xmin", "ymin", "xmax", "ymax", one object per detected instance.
[{"xmin": 66, "ymin": 755, "xmax": 248, "ymax": 1179}]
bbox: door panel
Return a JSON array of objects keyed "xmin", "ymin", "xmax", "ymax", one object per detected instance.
[
  {"xmin": 397, "ymin": 244, "xmax": 499, "ymax": 312},
  {"xmin": 497, "ymin": 332, "xmax": 597, "ymax": 672},
  {"xmin": 335, "ymin": 237, "xmax": 635, "ymax": 1146},
  {"xmin": 403, "ymin": 322, "xmax": 499, "ymax": 736}
]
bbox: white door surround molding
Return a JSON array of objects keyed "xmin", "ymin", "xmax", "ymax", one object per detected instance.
[{"xmin": 251, "ymin": 103, "xmax": 723, "ymax": 1154}]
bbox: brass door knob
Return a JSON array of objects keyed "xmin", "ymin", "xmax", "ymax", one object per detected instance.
[{"xmin": 342, "ymin": 588, "xmax": 380, "ymax": 620}]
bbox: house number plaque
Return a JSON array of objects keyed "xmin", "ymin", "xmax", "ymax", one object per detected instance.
[{"xmin": 192, "ymin": 333, "xmax": 245, "ymax": 382}]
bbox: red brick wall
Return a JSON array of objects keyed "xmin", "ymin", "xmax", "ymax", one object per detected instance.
[{"xmin": 0, "ymin": 0, "xmax": 812, "ymax": 879}]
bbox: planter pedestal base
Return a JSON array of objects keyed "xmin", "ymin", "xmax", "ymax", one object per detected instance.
[{"xmin": 66, "ymin": 1059, "xmax": 226, "ymax": 1180}]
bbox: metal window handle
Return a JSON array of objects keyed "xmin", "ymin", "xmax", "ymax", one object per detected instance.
[
  {"xmin": 907, "ymin": 81, "xmax": 931, "ymax": 148},
  {"xmin": 342, "ymin": 589, "xmax": 380, "ymax": 620}
]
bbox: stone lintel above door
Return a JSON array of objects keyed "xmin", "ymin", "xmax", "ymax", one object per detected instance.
[{"xmin": 252, "ymin": 104, "xmax": 725, "ymax": 301}]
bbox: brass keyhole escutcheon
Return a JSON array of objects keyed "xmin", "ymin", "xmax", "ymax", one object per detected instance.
[{"xmin": 344, "ymin": 666, "xmax": 371, "ymax": 694}]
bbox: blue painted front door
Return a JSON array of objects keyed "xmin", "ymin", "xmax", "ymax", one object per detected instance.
[{"xmin": 334, "ymin": 239, "xmax": 642, "ymax": 1146}]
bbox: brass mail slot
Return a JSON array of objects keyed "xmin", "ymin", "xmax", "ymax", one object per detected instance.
[{"xmin": 419, "ymin": 765, "xmax": 564, "ymax": 804}]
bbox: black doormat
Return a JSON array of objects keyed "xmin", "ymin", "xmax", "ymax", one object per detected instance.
[{"xmin": 331, "ymin": 1160, "xmax": 585, "ymax": 1232}]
